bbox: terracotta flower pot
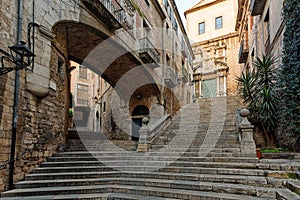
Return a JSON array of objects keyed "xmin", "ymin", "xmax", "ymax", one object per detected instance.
[{"xmin": 256, "ymin": 148, "xmax": 262, "ymax": 159}]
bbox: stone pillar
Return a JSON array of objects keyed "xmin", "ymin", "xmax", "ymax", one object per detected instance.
[
  {"xmin": 216, "ymin": 76, "xmax": 220, "ymax": 96},
  {"xmin": 199, "ymin": 80, "xmax": 202, "ymax": 97},
  {"xmin": 239, "ymin": 109, "xmax": 256, "ymax": 155},
  {"xmin": 223, "ymin": 76, "xmax": 227, "ymax": 96},
  {"xmin": 137, "ymin": 117, "xmax": 150, "ymax": 152}
]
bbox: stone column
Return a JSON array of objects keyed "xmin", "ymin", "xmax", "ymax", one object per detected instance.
[
  {"xmin": 223, "ymin": 76, "xmax": 227, "ymax": 96},
  {"xmin": 239, "ymin": 109, "xmax": 256, "ymax": 155},
  {"xmin": 199, "ymin": 80, "xmax": 202, "ymax": 97},
  {"xmin": 216, "ymin": 76, "xmax": 220, "ymax": 96},
  {"xmin": 137, "ymin": 117, "xmax": 150, "ymax": 152}
]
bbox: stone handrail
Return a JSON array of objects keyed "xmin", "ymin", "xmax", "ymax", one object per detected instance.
[
  {"xmin": 236, "ymin": 108, "xmax": 242, "ymax": 143},
  {"xmin": 137, "ymin": 114, "xmax": 171, "ymax": 152},
  {"xmin": 149, "ymin": 114, "xmax": 171, "ymax": 142}
]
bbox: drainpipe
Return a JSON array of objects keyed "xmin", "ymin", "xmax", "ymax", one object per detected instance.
[
  {"xmin": 9, "ymin": 0, "xmax": 24, "ymax": 190},
  {"xmin": 161, "ymin": 19, "xmax": 166, "ymax": 113}
]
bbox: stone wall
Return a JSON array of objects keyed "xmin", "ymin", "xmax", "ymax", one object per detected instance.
[
  {"xmin": 193, "ymin": 34, "xmax": 242, "ymax": 97},
  {"xmin": 0, "ymin": 0, "xmax": 70, "ymax": 191},
  {"xmin": 0, "ymin": 0, "xmax": 194, "ymax": 191},
  {"xmin": 186, "ymin": 0, "xmax": 242, "ymax": 98},
  {"xmin": 186, "ymin": 0, "xmax": 238, "ymax": 43}
]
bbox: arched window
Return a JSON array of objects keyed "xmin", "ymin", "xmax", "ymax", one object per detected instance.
[{"xmin": 132, "ymin": 105, "xmax": 149, "ymax": 116}]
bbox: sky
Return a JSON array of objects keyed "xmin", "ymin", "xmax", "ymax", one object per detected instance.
[{"xmin": 175, "ymin": 0, "xmax": 200, "ymax": 26}]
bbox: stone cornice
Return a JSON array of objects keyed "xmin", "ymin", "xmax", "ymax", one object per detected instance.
[
  {"xmin": 192, "ymin": 32, "xmax": 239, "ymax": 47},
  {"xmin": 184, "ymin": 0, "xmax": 227, "ymax": 16}
]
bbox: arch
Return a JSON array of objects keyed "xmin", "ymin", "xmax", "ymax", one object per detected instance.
[
  {"xmin": 52, "ymin": 20, "xmax": 161, "ymax": 101},
  {"xmin": 132, "ymin": 105, "xmax": 149, "ymax": 116}
]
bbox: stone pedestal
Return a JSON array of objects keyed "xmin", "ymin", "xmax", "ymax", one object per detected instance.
[
  {"xmin": 239, "ymin": 109, "xmax": 256, "ymax": 155},
  {"xmin": 137, "ymin": 117, "xmax": 150, "ymax": 152}
]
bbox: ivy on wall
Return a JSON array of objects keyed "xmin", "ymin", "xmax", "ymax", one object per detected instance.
[{"xmin": 276, "ymin": 0, "xmax": 300, "ymax": 143}]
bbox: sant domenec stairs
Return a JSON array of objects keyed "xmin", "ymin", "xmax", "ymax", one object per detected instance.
[{"xmin": 1, "ymin": 97, "xmax": 300, "ymax": 199}]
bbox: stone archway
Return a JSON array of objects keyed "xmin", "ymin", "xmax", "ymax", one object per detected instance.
[
  {"xmin": 51, "ymin": 20, "xmax": 163, "ymax": 140},
  {"xmin": 52, "ymin": 21, "xmax": 161, "ymax": 100},
  {"xmin": 131, "ymin": 105, "xmax": 149, "ymax": 141}
]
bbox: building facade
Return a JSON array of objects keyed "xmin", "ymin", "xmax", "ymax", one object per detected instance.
[
  {"xmin": 236, "ymin": 0, "xmax": 284, "ymax": 70},
  {"xmin": 0, "ymin": 0, "xmax": 194, "ymax": 190},
  {"xmin": 236, "ymin": 0, "xmax": 288, "ymax": 147},
  {"xmin": 69, "ymin": 61, "xmax": 109, "ymax": 132},
  {"xmin": 185, "ymin": 0, "xmax": 242, "ymax": 98}
]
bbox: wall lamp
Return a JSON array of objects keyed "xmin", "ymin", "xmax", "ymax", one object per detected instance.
[{"xmin": 0, "ymin": 41, "xmax": 35, "ymax": 76}]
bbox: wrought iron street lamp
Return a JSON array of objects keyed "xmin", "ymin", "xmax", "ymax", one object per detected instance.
[
  {"xmin": 0, "ymin": 40, "xmax": 35, "ymax": 190},
  {"xmin": 0, "ymin": 41, "xmax": 35, "ymax": 75},
  {"xmin": 0, "ymin": 0, "xmax": 37, "ymax": 191}
]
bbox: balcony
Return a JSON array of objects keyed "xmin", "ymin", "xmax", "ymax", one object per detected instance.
[
  {"xmin": 82, "ymin": 0, "xmax": 125, "ymax": 31},
  {"xmin": 238, "ymin": 39, "xmax": 249, "ymax": 63},
  {"xmin": 164, "ymin": 68, "xmax": 177, "ymax": 88},
  {"xmin": 139, "ymin": 37, "xmax": 160, "ymax": 66},
  {"xmin": 250, "ymin": 0, "xmax": 267, "ymax": 16},
  {"xmin": 181, "ymin": 68, "xmax": 189, "ymax": 83}
]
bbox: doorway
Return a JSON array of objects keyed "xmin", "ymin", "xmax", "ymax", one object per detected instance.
[
  {"xmin": 131, "ymin": 105, "xmax": 149, "ymax": 141},
  {"xmin": 202, "ymin": 79, "xmax": 217, "ymax": 98}
]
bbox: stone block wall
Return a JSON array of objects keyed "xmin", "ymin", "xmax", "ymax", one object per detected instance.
[
  {"xmin": 0, "ymin": 1, "xmax": 70, "ymax": 191},
  {"xmin": 226, "ymin": 35, "xmax": 243, "ymax": 96}
]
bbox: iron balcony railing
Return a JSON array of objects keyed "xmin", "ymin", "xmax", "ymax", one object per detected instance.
[
  {"xmin": 100, "ymin": 0, "xmax": 125, "ymax": 25},
  {"xmin": 164, "ymin": 68, "xmax": 177, "ymax": 88},
  {"xmin": 139, "ymin": 37, "xmax": 160, "ymax": 64},
  {"xmin": 181, "ymin": 41, "xmax": 187, "ymax": 58}
]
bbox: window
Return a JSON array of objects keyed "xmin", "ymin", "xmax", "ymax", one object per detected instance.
[
  {"xmin": 166, "ymin": 23, "xmax": 169, "ymax": 34},
  {"xmin": 173, "ymin": 20, "xmax": 178, "ymax": 32},
  {"xmin": 166, "ymin": 54, "xmax": 170, "ymax": 66},
  {"xmin": 79, "ymin": 65, "xmax": 87, "ymax": 79},
  {"xmin": 103, "ymin": 101, "xmax": 106, "ymax": 112},
  {"xmin": 77, "ymin": 84, "xmax": 89, "ymax": 105},
  {"xmin": 145, "ymin": 0, "xmax": 150, "ymax": 6},
  {"xmin": 264, "ymin": 10, "xmax": 270, "ymax": 39},
  {"xmin": 215, "ymin": 16, "xmax": 223, "ymax": 29},
  {"xmin": 198, "ymin": 22, "xmax": 205, "ymax": 34}
]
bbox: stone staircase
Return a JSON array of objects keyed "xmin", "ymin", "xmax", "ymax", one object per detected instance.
[{"xmin": 1, "ymin": 97, "xmax": 300, "ymax": 199}]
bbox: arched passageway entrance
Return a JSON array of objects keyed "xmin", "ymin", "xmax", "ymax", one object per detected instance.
[
  {"xmin": 131, "ymin": 105, "xmax": 149, "ymax": 141},
  {"xmin": 51, "ymin": 21, "xmax": 162, "ymax": 137}
]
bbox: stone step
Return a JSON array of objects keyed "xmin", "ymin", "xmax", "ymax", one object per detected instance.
[
  {"xmin": 64, "ymin": 144, "xmax": 138, "ymax": 149},
  {"xmin": 276, "ymin": 188, "xmax": 300, "ymax": 200},
  {"xmin": 286, "ymin": 180, "xmax": 300, "ymax": 195},
  {"xmin": 150, "ymin": 145, "xmax": 241, "ymax": 149},
  {"xmin": 17, "ymin": 171, "xmax": 274, "ymax": 187},
  {"xmin": 2, "ymin": 184, "xmax": 272, "ymax": 199},
  {"xmin": 0, "ymin": 193, "xmax": 180, "ymax": 200},
  {"xmin": 64, "ymin": 148, "xmax": 138, "ymax": 151},
  {"xmin": 0, "ymin": 193, "xmax": 109, "ymax": 200},
  {"xmin": 12, "ymin": 177, "xmax": 282, "ymax": 198},
  {"xmin": 53, "ymin": 151, "xmax": 254, "ymax": 158},
  {"xmin": 258, "ymin": 159, "xmax": 300, "ymax": 171},
  {"xmin": 40, "ymin": 160, "xmax": 259, "ymax": 169},
  {"xmin": 151, "ymin": 137, "xmax": 240, "ymax": 144},
  {"xmin": 27, "ymin": 166, "xmax": 292, "ymax": 179},
  {"xmin": 46, "ymin": 156, "xmax": 258, "ymax": 163}
]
